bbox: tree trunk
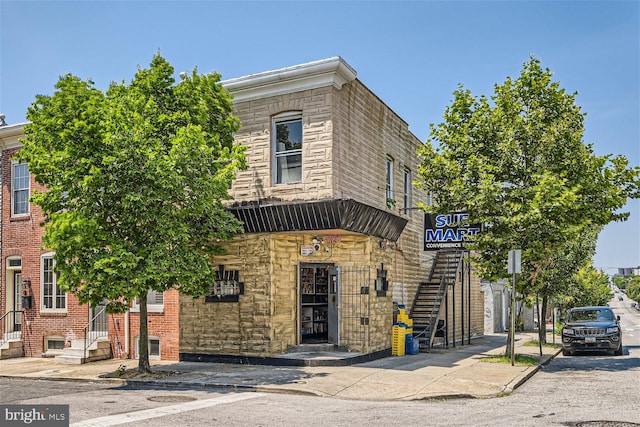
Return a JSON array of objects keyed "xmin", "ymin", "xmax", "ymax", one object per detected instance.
[
  {"xmin": 538, "ymin": 294, "xmax": 549, "ymax": 345},
  {"xmin": 138, "ymin": 291, "xmax": 152, "ymax": 373}
]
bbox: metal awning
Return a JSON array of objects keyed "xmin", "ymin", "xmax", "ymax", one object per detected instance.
[{"xmin": 228, "ymin": 199, "xmax": 407, "ymax": 241}]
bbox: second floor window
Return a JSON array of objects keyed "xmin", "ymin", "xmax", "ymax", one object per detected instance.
[
  {"xmin": 42, "ymin": 254, "xmax": 66, "ymax": 311},
  {"xmin": 273, "ymin": 113, "xmax": 302, "ymax": 184},
  {"xmin": 385, "ymin": 156, "xmax": 394, "ymax": 203},
  {"xmin": 12, "ymin": 162, "xmax": 30, "ymax": 216},
  {"xmin": 403, "ymin": 168, "xmax": 411, "ymax": 216}
]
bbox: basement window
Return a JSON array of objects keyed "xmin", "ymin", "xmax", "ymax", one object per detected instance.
[
  {"xmin": 44, "ymin": 335, "xmax": 65, "ymax": 356},
  {"xmin": 135, "ymin": 336, "xmax": 160, "ymax": 359}
]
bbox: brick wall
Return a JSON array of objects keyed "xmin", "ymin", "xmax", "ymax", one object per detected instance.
[
  {"xmin": 1, "ymin": 144, "xmax": 181, "ymax": 361},
  {"xmin": 110, "ymin": 289, "xmax": 180, "ymax": 361},
  {"xmin": 1, "ymin": 146, "xmax": 90, "ymax": 356}
]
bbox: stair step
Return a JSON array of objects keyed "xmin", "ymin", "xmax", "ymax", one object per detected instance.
[
  {"xmin": 55, "ymin": 338, "xmax": 111, "ymax": 364},
  {"xmin": 54, "ymin": 355, "xmax": 85, "ymax": 365},
  {"xmin": 0, "ymin": 339, "xmax": 24, "ymax": 359}
]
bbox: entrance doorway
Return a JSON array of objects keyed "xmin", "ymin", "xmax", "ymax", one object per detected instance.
[
  {"xmin": 5, "ymin": 257, "xmax": 23, "ymax": 335},
  {"xmin": 300, "ymin": 264, "xmax": 332, "ymax": 344},
  {"xmin": 13, "ymin": 272, "xmax": 22, "ymax": 332}
]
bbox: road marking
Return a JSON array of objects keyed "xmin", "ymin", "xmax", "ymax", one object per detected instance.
[{"xmin": 70, "ymin": 392, "xmax": 263, "ymax": 427}]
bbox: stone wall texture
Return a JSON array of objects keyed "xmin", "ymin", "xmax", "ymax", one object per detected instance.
[{"xmin": 180, "ymin": 78, "xmax": 485, "ymax": 357}]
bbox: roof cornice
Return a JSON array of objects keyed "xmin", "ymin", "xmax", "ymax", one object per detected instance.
[
  {"xmin": 0, "ymin": 122, "xmax": 26, "ymax": 150},
  {"xmin": 221, "ymin": 56, "xmax": 357, "ymax": 103}
]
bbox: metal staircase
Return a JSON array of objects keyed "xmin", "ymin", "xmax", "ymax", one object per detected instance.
[{"xmin": 411, "ymin": 250, "xmax": 464, "ymax": 351}]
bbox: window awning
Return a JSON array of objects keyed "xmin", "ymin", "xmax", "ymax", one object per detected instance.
[{"xmin": 228, "ymin": 199, "xmax": 408, "ymax": 241}]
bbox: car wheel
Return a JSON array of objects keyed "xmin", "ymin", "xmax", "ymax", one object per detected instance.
[
  {"xmin": 562, "ymin": 348, "xmax": 572, "ymax": 356},
  {"xmin": 614, "ymin": 344, "xmax": 623, "ymax": 356}
]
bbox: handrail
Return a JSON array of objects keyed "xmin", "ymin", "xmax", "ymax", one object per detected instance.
[
  {"xmin": 83, "ymin": 305, "xmax": 108, "ymax": 360},
  {"xmin": 0, "ymin": 310, "xmax": 23, "ymax": 343},
  {"xmin": 427, "ymin": 253, "xmax": 463, "ymax": 348},
  {"xmin": 412, "ymin": 250, "xmax": 464, "ymax": 349}
]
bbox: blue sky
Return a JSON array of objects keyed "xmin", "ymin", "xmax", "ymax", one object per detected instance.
[{"xmin": 1, "ymin": 0, "xmax": 638, "ymax": 272}]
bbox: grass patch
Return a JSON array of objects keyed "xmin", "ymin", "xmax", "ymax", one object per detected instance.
[
  {"xmin": 523, "ymin": 340, "xmax": 561, "ymax": 349},
  {"xmin": 481, "ymin": 354, "xmax": 540, "ymax": 366}
]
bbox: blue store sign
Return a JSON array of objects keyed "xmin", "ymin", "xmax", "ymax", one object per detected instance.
[{"xmin": 424, "ymin": 212, "xmax": 480, "ymax": 251}]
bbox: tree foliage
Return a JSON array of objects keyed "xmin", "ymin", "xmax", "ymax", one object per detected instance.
[
  {"xmin": 624, "ymin": 276, "xmax": 640, "ymax": 302},
  {"xmin": 18, "ymin": 53, "xmax": 247, "ymax": 371},
  {"xmin": 416, "ymin": 57, "xmax": 640, "ymax": 346},
  {"xmin": 555, "ymin": 267, "xmax": 612, "ymax": 310}
]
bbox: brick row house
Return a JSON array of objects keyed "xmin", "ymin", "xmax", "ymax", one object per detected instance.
[
  {"xmin": 0, "ymin": 57, "xmax": 484, "ymax": 364},
  {"xmin": 0, "ymin": 122, "xmax": 180, "ymax": 362}
]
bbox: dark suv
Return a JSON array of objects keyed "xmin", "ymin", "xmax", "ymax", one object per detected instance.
[{"xmin": 561, "ymin": 306, "xmax": 623, "ymax": 356}]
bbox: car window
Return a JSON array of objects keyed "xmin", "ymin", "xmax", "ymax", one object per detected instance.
[{"xmin": 568, "ymin": 309, "xmax": 613, "ymax": 322}]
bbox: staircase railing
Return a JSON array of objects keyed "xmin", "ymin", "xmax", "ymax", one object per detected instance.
[
  {"xmin": 83, "ymin": 305, "xmax": 108, "ymax": 360},
  {"xmin": 428, "ymin": 252, "xmax": 463, "ymax": 348},
  {"xmin": 0, "ymin": 310, "xmax": 23, "ymax": 343},
  {"xmin": 412, "ymin": 250, "xmax": 464, "ymax": 349}
]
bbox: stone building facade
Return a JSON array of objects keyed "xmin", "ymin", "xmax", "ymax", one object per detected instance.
[{"xmin": 179, "ymin": 57, "xmax": 485, "ymax": 360}]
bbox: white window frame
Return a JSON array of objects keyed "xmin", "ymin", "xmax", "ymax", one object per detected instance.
[
  {"xmin": 6, "ymin": 257, "xmax": 22, "ymax": 328},
  {"xmin": 403, "ymin": 167, "xmax": 411, "ymax": 216},
  {"xmin": 41, "ymin": 252, "xmax": 66, "ymax": 312},
  {"xmin": 11, "ymin": 161, "xmax": 30, "ymax": 217},
  {"xmin": 131, "ymin": 290, "xmax": 164, "ymax": 313},
  {"xmin": 135, "ymin": 336, "xmax": 161, "ymax": 359},
  {"xmin": 385, "ymin": 156, "xmax": 394, "ymax": 204},
  {"xmin": 44, "ymin": 335, "xmax": 65, "ymax": 355},
  {"xmin": 427, "ymin": 191, "xmax": 434, "ymax": 206},
  {"xmin": 272, "ymin": 112, "xmax": 303, "ymax": 185}
]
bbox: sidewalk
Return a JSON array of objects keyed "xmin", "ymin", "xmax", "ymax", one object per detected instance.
[{"xmin": 0, "ymin": 333, "xmax": 560, "ymax": 401}]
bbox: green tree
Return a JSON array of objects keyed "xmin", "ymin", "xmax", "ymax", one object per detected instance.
[
  {"xmin": 18, "ymin": 53, "xmax": 247, "ymax": 373},
  {"xmin": 534, "ymin": 227, "xmax": 598, "ymax": 343},
  {"xmin": 562, "ymin": 267, "xmax": 613, "ymax": 308},
  {"xmin": 625, "ymin": 276, "xmax": 640, "ymax": 302},
  {"xmin": 613, "ymin": 275, "xmax": 629, "ymax": 291},
  {"xmin": 416, "ymin": 57, "xmax": 640, "ymax": 352}
]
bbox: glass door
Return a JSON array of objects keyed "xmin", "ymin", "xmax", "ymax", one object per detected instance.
[
  {"xmin": 13, "ymin": 272, "xmax": 22, "ymax": 332},
  {"xmin": 300, "ymin": 264, "xmax": 330, "ymax": 344}
]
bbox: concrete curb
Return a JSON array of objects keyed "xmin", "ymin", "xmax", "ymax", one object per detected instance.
[
  {"xmin": 0, "ymin": 333, "xmax": 559, "ymax": 401},
  {"xmin": 503, "ymin": 348, "xmax": 561, "ymax": 395}
]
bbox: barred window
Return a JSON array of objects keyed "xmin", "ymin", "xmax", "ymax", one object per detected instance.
[{"xmin": 206, "ymin": 265, "xmax": 244, "ymax": 302}]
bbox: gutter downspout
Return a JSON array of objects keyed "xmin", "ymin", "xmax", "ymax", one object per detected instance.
[{"xmin": 125, "ymin": 310, "xmax": 130, "ymax": 357}]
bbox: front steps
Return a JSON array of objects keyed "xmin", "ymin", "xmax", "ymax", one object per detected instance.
[
  {"xmin": 0, "ymin": 339, "xmax": 24, "ymax": 359},
  {"xmin": 287, "ymin": 343, "xmax": 346, "ymax": 353},
  {"xmin": 55, "ymin": 338, "xmax": 112, "ymax": 364}
]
